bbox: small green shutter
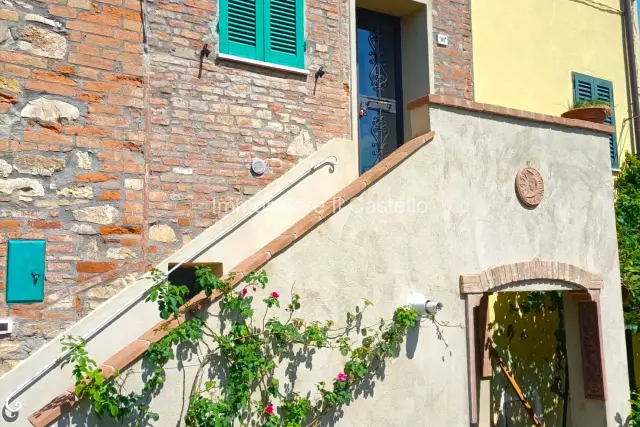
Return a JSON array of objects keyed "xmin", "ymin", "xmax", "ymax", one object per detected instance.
[
  {"xmin": 219, "ymin": 0, "xmax": 264, "ymax": 61},
  {"xmin": 6, "ymin": 240, "xmax": 45, "ymax": 304},
  {"xmin": 264, "ymin": 0, "xmax": 304, "ymax": 68},
  {"xmin": 572, "ymin": 72, "xmax": 619, "ymax": 168}
]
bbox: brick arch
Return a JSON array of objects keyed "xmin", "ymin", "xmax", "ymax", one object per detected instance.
[
  {"xmin": 460, "ymin": 259, "xmax": 605, "ymax": 426},
  {"xmin": 459, "ymin": 259, "xmax": 604, "ymax": 294}
]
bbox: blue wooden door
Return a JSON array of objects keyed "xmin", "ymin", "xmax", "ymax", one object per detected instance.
[{"xmin": 356, "ymin": 9, "xmax": 403, "ymax": 174}]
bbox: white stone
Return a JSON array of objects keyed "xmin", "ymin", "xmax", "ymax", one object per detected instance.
[
  {"xmin": 71, "ymin": 223, "xmax": 98, "ymax": 235},
  {"xmin": 149, "ymin": 224, "xmax": 177, "ymax": 243},
  {"xmin": 35, "ymin": 199, "xmax": 87, "ymax": 208},
  {"xmin": 24, "ymin": 14, "xmax": 62, "ymax": 29},
  {"xmin": 72, "ymin": 205, "xmax": 118, "ymax": 225},
  {"xmin": 21, "ymin": 97, "xmax": 79, "ymax": 122},
  {"xmin": 0, "ymin": 178, "xmax": 44, "ymax": 197},
  {"xmin": 266, "ymin": 121, "xmax": 284, "ymax": 132},
  {"xmin": 0, "ymin": 114, "xmax": 19, "ymax": 138},
  {"xmin": 0, "ymin": 22, "xmax": 11, "ymax": 44},
  {"xmin": 57, "ymin": 185, "xmax": 93, "ymax": 199},
  {"xmin": 14, "ymin": 154, "xmax": 64, "ymax": 176},
  {"xmin": 87, "ymin": 238, "xmax": 98, "ymax": 260},
  {"xmin": 15, "ymin": 0, "xmax": 33, "ymax": 9},
  {"xmin": 125, "ymin": 178, "xmax": 144, "ymax": 190},
  {"xmin": 172, "ymin": 167, "xmax": 193, "ymax": 175},
  {"xmin": 0, "ymin": 159, "xmax": 12, "ymax": 178},
  {"xmin": 286, "ymin": 130, "xmax": 316, "ymax": 157},
  {"xmin": 106, "ymin": 247, "xmax": 136, "ymax": 260},
  {"xmin": 76, "ymin": 151, "xmax": 91, "ymax": 169}
]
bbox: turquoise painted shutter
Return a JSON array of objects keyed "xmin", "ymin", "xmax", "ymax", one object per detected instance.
[
  {"xmin": 572, "ymin": 72, "xmax": 618, "ymax": 168},
  {"xmin": 6, "ymin": 240, "xmax": 45, "ymax": 304},
  {"xmin": 220, "ymin": 0, "xmax": 264, "ymax": 61},
  {"xmin": 265, "ymin": 0, "xmax": 304, "ymax": 68}
]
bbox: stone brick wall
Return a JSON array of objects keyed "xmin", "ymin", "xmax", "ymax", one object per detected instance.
[
  {"xmin": 0, "ymin": 0, "xmax": 147, "ymax": 375},
  {"xmin": 0, "ymin": 0, "xmax": 350, "ymax": 375},
  {"xmin": 431, "ymin": 0, "xmax": 473, "ymax": 100}
]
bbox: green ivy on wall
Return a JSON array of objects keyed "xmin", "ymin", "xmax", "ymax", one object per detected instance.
[
  {"xmin": 615, "ymin": 153, "xmax": 640, "ymax": 332},
  {"xmin": 61, "ymin": 268, "xmax": 422, "ymax": 426}
]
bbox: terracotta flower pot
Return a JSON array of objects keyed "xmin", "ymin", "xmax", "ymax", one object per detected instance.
[{"xmin": 561, "ymin": 106, "xmax": 611, "ymax": 124}]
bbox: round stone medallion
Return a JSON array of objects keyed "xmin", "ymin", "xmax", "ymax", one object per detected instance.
[{"xmin": 515, "ymin": 167, "xmax": 544, "ymax": 207}]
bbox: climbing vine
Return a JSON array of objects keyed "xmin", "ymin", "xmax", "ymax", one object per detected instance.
[
  {"xmin": 615, "ymin": 152, "xmax": 640, "ymax": 332},
  {"xmin": 62, "ymin": 267, "xmax": 422, "ymax": 426}
]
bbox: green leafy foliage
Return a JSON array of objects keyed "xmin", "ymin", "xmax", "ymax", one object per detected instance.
[
  {"xmin": 146, "ymin": 269, "xmax": 188, "ymax": 320},
  {"xmin": 631, "ymin": 392, "xmax": 640, "ymax": 426},
  {"xmin": 615, "ymin": 153, "xmax": 640, "ymax": 331},
  {"xmin": 569, "ymin": 99, "xmax": 611, "ymax": 109},
  {"xmin": 62, "ymin": 268, "xmax": 424, "ymax": 426},
  {"xmin": 61, "ymin": 336, "xmax": 159, "ymax": 423}
]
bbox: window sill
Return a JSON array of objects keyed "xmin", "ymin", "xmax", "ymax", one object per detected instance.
[{"xmin": 217, "ymin": 53, "xmax": 310, "ymax": 76}]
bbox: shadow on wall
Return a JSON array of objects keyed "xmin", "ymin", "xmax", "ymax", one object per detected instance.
[
  {"xmin": 57, "ymin": 300, "xmax": 438, "ymax": 427},
  {"xmin": 490, "ymin": 292, "xmax": 569, "ymax": 427}
]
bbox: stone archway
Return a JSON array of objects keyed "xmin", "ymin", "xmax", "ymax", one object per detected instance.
[{"xmin": 460, "ymin": 259, "xmax": 605, "ymax": 426}]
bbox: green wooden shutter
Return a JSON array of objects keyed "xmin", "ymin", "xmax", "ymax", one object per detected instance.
[
  {"xmin": 264, "ymin": 0, "xmax": 304, "ymax": 68},
  {"xmin": 220, "ymin": 0, "xmax": 264, "ymax": 61},
  {"xmin": 572, "ymin": 72, "xmax": 619, "ymax": 169}
]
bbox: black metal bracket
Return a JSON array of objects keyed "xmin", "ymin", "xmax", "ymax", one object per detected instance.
[
  {"xmin": 313, "ymin": 65, "xmax": 325, "ymax": 95},
  {"xmin": 198, "ymin": 44, "xmax": 212, "ymax": 79}
]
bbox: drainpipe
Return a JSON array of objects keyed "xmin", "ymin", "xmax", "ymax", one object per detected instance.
[{"xmin": 623, "ymin": 0, "xmax": 640, "ymax": 156}]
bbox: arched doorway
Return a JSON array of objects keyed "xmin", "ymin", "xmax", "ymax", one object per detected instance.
[{"xmin": 460, "ymin": 259, "xmax": 605, "ymax": 427}]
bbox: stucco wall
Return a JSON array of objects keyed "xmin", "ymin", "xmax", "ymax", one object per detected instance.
[
  {"xmin": 43, "ymin": 105, "xmax": 628, "ymax": 426},
  {"xmin": 472, "ymin": 0, "xmax": 633, "ymax": 158}
]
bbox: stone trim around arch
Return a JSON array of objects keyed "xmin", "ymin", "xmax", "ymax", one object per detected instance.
[
  {"xmin": 459, "ymin": 259, "xmax": 604, "ymax": 294},
  {"xmin": 460, "ymin": 259, "xmax": 606, "ymax": 426}
]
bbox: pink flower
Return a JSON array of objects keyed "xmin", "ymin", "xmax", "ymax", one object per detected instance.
[
  {"xmin": 240, "ymin": 288, "xmax": 248, "ymax": 296},
  {"xmin": 337, "ymin": 372, "xmax": 347, "ymax": 382},
  {"xmin": 265, "ymin": 403, "xmax": 274, "ymax": 415},
  {"xmin": 271, "ymin": 291, "xmax": 279, "ymax": 299}
]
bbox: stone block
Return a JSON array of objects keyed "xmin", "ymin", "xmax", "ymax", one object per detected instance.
[
  {"xmin": 21, "ymin": 98, "xmax": 80, "ymax": 122},
  {"xmin": 149, "ymin": 224, "xmax": 177, "ymax": 242},
  {"xmin": 72, "ymin": 205, "xmax": 118, "ymax": 224},
  {"xmin": 0, "ymin": 178, "xmax": 44, "ymax": 197},
  {"xmin": 14, "ymin": 154, "xmax": 65, "ymax": 176},
  {"xmin": 18, "ymin": 25, "xmax": 67, "ymax": 59}
]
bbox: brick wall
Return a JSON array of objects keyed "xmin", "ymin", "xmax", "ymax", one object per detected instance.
[
  {"xmin": 0, "ymin": 0, "xmax": 350, "ymax": 375},
  {"xmin": 432, "ymin": 0, "xmax": 473, "ymax": 100},
  {"xmin": 144, "ymin": 0, "xmax": 351, "ymax": 262}
]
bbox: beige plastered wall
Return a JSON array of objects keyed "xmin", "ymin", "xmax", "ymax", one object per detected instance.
[{"xmin": 53, "ymin": 106, "xmax": 629, "ymax": 426}]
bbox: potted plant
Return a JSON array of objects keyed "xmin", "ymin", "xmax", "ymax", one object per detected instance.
[{"xmin": 561, "ymin": 99, "xmax": 612, "ymax": 124}]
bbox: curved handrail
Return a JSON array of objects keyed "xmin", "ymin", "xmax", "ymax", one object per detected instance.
[{"xmin": 3, "ymin": 155, "xmax": 339, "ymax": 417}]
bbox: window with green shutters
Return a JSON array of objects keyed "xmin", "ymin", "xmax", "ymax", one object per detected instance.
[
  {"xmin": 571, "ymin": 72, "xmax": 619, "ymax": 169},
  {"xmin": 219, "ymin": 0, "xmax": 305, "ymax": 69}
]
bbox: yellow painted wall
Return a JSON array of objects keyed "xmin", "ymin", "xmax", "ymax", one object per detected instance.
[
  {"xmin": 472, "ymin": 0, "xmax": 634, "ymax": 158},
  {"xmin": 490, "ymin": 293, "xmax": 568, "ymax": 427}
]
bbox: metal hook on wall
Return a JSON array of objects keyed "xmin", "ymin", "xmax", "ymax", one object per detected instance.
[{"xmin": 198, "ymin": 44, "xmax": 212, "ymax": 79}]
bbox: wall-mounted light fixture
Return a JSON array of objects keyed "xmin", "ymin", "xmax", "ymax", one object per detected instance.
[
  {"xmin": 408, "ymin": 292, "xmax": 443, "ymax": 316},
  {"xmin": 251, "ymin": 158, "xmax": 267, "ymax": 176}
]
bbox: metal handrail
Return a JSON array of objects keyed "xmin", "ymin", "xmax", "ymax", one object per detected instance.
[{"xmin": 3, "ymin": 155, "xmax": 339, "ymax": 417}]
